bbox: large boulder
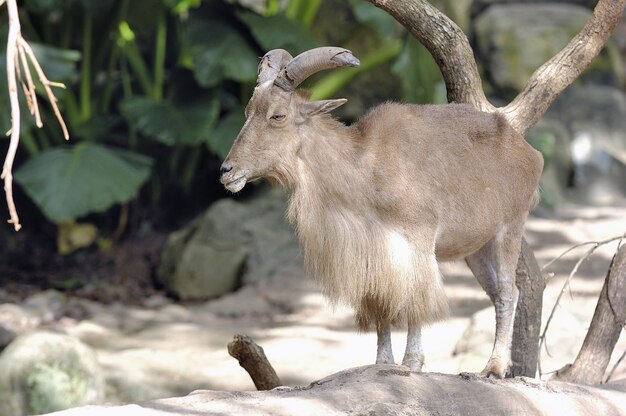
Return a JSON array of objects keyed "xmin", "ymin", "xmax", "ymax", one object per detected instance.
[
  {"xmin": 157, "ymin": 189, "xmax": 301, "ymax": 301},
  {"xmin": 0, "ymin": 330, "xmax": 104, "ymax": 416},
  {"xmin": 474, "ymin": 4, "xmax": 619, "ymax": 94}
]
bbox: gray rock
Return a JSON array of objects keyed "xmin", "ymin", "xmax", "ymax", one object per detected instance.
[
  {"xmin": 474, "ymin": 4, "xmax": 609, "ymax": 93},
  {"xmin": 0, "ymin": 330, "xmax": 104, "ymax": 416},
  {"xmin": 0, "ymin": 325, "xmax": 16, "ymax": 350},
  {"xmin": 157, "ymin": 189, "xmax": 301, "ymax": 301},
  {"xmin": 546, "ymin": 85, "xmax": 626, "ymax": 204}
]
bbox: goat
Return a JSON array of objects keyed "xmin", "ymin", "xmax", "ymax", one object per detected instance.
[{"xmin": 219, "ymin": 47, "xmax": 543, "ymax": 378}]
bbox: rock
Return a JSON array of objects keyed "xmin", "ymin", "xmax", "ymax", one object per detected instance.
[
  {"xmin": 546, "ymin": 85, "xmax": 626, "ymax": 204},
  {"xmin": 472, "ymin": 0, "xmax": 598, "ymax": 16},
  {"xmin": 474, "ymin": 4, "xmax": 619, "ymax": 94},
  {"xmin": 22, "ymin": 289, "xmax": 67, "ymax": 323},
  {"xmin": 157, "ymin": 189, "xmax": 301, "ymax": 301},
  {"xmin": 0, "ymin": 290, "xmax": 69, "ymax": 351},
  {"xmin": 0, "ymin": 325, "xmax": 16, "ymax": 350},
  {"xmin": 40, "ymin": 365, "xmax": 626, "ymax": 416},
  {"xmin": 0, "ymin": 330, "xmax": 104, "ymax": 416}
]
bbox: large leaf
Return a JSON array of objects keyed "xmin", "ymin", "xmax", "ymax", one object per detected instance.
[
  {"xmin": 208, "ymin": 109, "xmax": 245, "ymax": 159},
  {"xmin": 28, "ymin": 43, "xmax": 81, "ymax": 83},
  {"xmin": 15, "ymin": 142, "xmax": 153, "ymax": 223},
  {"xmin": 187, "ymin": 18, "xmax": 258, "ymax": 87},
  {"xmin": 237, "ymin": 11, "xmax": 317, "ymax": 53},
  {"xmin": 121, "ymin": 96, "xmax": 219, "ymax": 146}
]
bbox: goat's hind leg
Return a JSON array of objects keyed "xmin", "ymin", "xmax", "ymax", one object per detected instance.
[{"xmin": 465, "ymin": 228, "xmax": 522, "ymax": 378}]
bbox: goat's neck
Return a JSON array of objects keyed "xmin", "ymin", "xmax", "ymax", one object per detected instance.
[
  {"xmin": 296, "ymin": 119, "xmax": 362, "ymax": 201},
  {"xmin": 286, "ymin": 118, "xmax": 368, "ymax": 230}
]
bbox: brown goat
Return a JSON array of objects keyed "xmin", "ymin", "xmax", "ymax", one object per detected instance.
[{"xmin": 220, "ymin": 47, "xmax": 543, "ymax": 378}]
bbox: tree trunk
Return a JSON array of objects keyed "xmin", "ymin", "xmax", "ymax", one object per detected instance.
[
  {"xmin": 554, "ymin": 242, "xmax": 626, "ymax": 384},
  {"xmin": 509, "ymin": 238, "xmax": 545, "ymax": 377}
]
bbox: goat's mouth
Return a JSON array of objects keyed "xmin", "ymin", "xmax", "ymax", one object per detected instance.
[{"xmin": 221, "ymin": 174, "xmax": 247, "ymax": 193}]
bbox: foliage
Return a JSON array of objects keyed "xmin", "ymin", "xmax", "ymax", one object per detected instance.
[{"xmin": 0, "ymin": 0, "xmax": 444, "ymax": 231}]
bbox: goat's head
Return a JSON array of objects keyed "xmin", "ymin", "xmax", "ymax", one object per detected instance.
[{"xmin": 219, "ymin": 47, "xmax": 360, "ymax": 193}]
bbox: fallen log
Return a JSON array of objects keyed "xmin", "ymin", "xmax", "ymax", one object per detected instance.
[{"xmin": 45, "ymin": 365, "xmax": 626, "ymax": 416}]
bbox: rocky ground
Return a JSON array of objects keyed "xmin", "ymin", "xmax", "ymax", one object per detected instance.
[{"xmin": 1, "ymin": 202, "xmax": 625, "ymax": 409}]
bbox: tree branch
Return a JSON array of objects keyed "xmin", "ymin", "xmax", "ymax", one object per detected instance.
[
  {"xmin": 502, "ymin": 0, "xmax": 626, "ymax": 135},
  {"xmin": 1, "ymin": 0, "xmax": 69, "ymax": 231},
  {"xmin": 227, "ymin": 334, "xmax": 282, "ymax": 390},
  {"xmin": 365, "ymin": 0, "xmax": 494, "ymax": 112},
  {"xmin": 554, "ymin": 241, "xmax": 626, "ymax": 384},
  {"xmin": 365, "ymin": 0, "xmax": 626, "ymax": 136}
]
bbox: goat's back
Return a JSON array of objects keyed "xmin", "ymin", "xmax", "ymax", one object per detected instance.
[{"xmin": 355, "ymin": 102, "xmax": 543, "ymax": 260}]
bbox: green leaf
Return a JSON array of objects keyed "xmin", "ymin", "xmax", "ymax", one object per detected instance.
[
  {"xmin": 391, "ymin": 36, "xmax": 445, "ymax": 104},
  {"xmin": 121, "ymin": 96, "xmax": 220, "ymax": 146},
  {"xmin": 28, "ymin": 43, "xmax": 81, "ymax": 83},
  {"xmin": 15, "ymin": 142, "xmax": 153, "ymax": 223},
  {"xmin": 0, "ymin": 41, "xmax": 78, "ymax": 137},
  {"xmin": 208, "ymin": 109, "xmax": 245, "ymax": 159},
  {"xmin": 187, "ymin": 18, "xmax": 258, "ymax": 87},
  {"xmin": 352, "ymin": 3, "xmax": 397, "ymax": 39},
  {"xmin": 237, "ymin": 11, "xmax": 318, "ymax": 53},
  {"xmin": 164, "ymin": 0, "xmax": 201, "ymax": 15}
]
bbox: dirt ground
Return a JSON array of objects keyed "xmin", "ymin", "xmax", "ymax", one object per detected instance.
[{"xmin": 1, "ymin": 202, "xmax": 625, "ymax": 403}]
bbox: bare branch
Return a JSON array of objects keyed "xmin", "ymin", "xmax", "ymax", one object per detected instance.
[
  {"xmin": 502, "ymin": 0, "xmax": 626, "ymax": 135},
  {"xmin": 542, "ymin": 236, "xmax": 626, "ymax": 272},
  {"xmin": 18, "ymin": 38, "xmax": 69, "ymax": 139},
  {"xmin": 3, "ymin": 0, "xmax": 23, "ymax": 231},
  {"xmin": 2, "ymin": 0, "xmax": 70, "ymax": 231},
  {"xmin": 538, "ymin": 235, "xmax": 625, "ymax": 379},
  {"xmin": 17, "ymin": 43, "xmax": 41, "ymax": 127},
  {"xmin": 228, "ymin": 334, "xmax": 282, "ymax": 390},
  {"xmin": 365, "ymin": 0, "xmax": 494, "ymax": 112},
  {"xmin": 554, "ymin": 241, "xmax": 626, "ymax": 384},
  {"xmin": 366, "ymin": 0, "xmax": 626, "ymax": 137}
]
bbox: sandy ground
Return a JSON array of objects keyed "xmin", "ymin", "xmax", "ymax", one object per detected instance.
[{"xmin": 52, "ymin": 202, "xmax": 626, "ymax": 402}]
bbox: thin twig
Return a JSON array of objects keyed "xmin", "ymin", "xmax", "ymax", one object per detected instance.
[
  {"xmin": 18, "ymin": 38, "xmax": 68, "ymax": 139},
  {"xmin": 18, "ymin": 43, "xmax": 41, "ymax": 126},
  {"xmin": 538, "ymin": 234, "xmax": 625, "ymax": 378},
  {"xmin": 541, "ymin": 236, "xmax": 624, "ymax": 272}
]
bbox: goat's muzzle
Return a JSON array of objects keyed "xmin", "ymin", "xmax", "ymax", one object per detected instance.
[{"xmin": 219, "ymin": 162, "xmax": 247, "ymax": 193}]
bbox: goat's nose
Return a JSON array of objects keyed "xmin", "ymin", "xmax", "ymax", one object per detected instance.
[{"xmin": 220, "ymin": 163, "xmax": 233, "ymax": 176}]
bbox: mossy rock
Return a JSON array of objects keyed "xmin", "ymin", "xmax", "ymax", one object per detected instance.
[{"xmin": 0, "ymin": 330, "xmax": 104, "ymax": 416}]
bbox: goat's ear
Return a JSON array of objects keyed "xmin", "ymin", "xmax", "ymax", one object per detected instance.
[{"xmin": 300, "ymin": 99, "xmax": 347, "ymax": 118}]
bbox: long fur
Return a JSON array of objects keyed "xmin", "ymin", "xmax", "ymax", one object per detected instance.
[{"xmin": 286, "ymin": 116, "xmax": 449, "ymax": 330}]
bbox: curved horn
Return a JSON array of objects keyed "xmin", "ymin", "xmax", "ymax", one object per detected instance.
[
  {"xmin": 257, "ymin": 49, "xmax": 293, "ymax": 84},
  {"xmin": 274, "ymin": 47, "xmax": 360, "ymax": 91}
]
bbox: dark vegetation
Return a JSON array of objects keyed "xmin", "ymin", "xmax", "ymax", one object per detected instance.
[{"xmin": 0, "ymin": 0, "xmax": 445, "ymax": 302}]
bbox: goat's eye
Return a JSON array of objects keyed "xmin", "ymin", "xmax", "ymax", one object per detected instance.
[{"xmin": 270, "ymin": 114, "xmax": 286, "ymax": 122}]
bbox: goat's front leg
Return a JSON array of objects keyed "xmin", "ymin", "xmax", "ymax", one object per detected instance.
[
  {"xmin": 402, "ymin": 321, "xmax": 424, "ymax": 371},
  {"xmin": 376, "ymin": 322, "xmax": 395, "ymax": 364}
]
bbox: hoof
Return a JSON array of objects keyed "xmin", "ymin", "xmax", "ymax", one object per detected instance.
[
  {"xmin": 401, "ymin": 356, "xmax": 424, "ymax": 372},
  {"xmin": 480, "ymin": 358, "xmax": 509, "ymax": 379}
]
